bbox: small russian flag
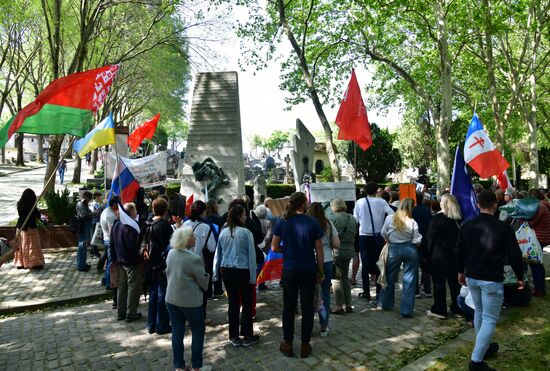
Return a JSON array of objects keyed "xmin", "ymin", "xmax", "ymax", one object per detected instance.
[
  {"xmin": 109, "ymin": 156, "xmax": 140, "ymax": 204},
  {"xmin": 464, "ymin": 113, "xmax": 509, "ymax": 179},
  {"xmin": 257, "ymin": 250, "xmax": 284, "ymax": 285}
]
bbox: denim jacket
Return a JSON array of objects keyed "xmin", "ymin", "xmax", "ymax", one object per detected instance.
[{"xmin": 213, "ymin": 226, "xmax": 256, "ymax": 284}]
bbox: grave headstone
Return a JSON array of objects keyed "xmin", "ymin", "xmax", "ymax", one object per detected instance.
[{"xmin": 290, "ymin": 119, "xmax": 315, "ymax": 190}]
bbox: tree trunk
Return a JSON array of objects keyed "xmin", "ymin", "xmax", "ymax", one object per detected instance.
[
  {"xmin": 1, "ymin": 147, "xmax": 5, "ymax": 164},
  {"xmin": 72, "ymin": 154, "xmax": 82, "ymax": 184},
  {"xmin": 310, "ymin": 88, "xmax": 341, "ymax": 182},
  {"xmin": 15, "ymin": 134, "xmax": 25, "ymax": 166},
  {"xmin": 434, "ymin": 114, "xmax": 451, "ymax": 193},
  {"xmin": 434, "ymin": 0, "xmax": 452, "ymax": 192},
  {"xmin": 44, "ymin": 134, "xmax": 64, "ymax": 193},
  {"xmin": 37, "ymin": 135, "xmax": 44, "ymax": 163},
  {"xmin": 41, "ymin": 0, "xmax": 62, "ymax": 190},
  {"xmin": 482, "ymin": 0, "xmax": 505, "ymax": 151},
  {"xmin": 277, "ymin": 0, "xmax": 341, "ymax": 181},
  {"xmin": 525, "ymin": 72, "xmax": 539, "ymax": 188}
]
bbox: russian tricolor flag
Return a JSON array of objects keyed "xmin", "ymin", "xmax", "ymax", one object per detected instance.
[
  {"xmin": 109, "ymin": 156, "xmax": 140, "ymax": 204},
  {"xmin": 464, "ymin": 113, "xmax": 509, "ymax": 179},
  {"xmin": 256, "ymin": 250, "xmax": 283, "ymax": 285}
]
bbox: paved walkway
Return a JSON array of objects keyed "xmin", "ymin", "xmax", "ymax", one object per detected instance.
[
  {"xmin": 0, "ymin": 249, "xmax": 105, "ymax": 312},
  {"xmin": 0, "ymin": 250, "xmax": 467, "ymax": 370},
  {"xmin": 0, "ymin": 160, "xmax": 92, "ymax": 225}
]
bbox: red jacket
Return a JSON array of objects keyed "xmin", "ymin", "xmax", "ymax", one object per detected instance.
[{"xmin": 529, "ymin": 200, "xmax": 550, "ymax": 246}]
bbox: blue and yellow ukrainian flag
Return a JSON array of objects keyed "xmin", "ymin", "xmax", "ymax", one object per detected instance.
[{"xmin": 73, "ymin": 113, "xmax": 116, "ymax": 158}]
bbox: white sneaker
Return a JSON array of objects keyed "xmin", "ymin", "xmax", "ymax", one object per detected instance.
[
  {"xmin": 426, "ymin": 310, "xmax": 447, "ymax": 320},
  {"xmin": 320, "ymin": 327, "xmax": 330, "ymax": 337}
]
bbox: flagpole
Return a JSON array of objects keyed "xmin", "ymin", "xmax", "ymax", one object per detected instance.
[
  {"xmin": 103, "ymin": 148, "xmax": 107, "ymax": 195},
  {"xmin": 16, "ymin": 136, "xmax": 77, "ymax": 241},
  {"xmin": 353, "ymin": 142, "xmax": 357, "ymax": 183},
  {"xmin": 113, "ymin": 139, "xmax": 123, "ymax": 203}
]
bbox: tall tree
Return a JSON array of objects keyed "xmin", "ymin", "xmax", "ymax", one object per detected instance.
[
  {"xmin": 340, "ymin": 123, "xmax": 402, "ymax": 183},
  {"xmin": 238, "ymin": 0, "xmax": 343, "ymax": 181}
]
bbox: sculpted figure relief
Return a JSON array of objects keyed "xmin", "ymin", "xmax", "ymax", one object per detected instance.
[{"xmin": 192, "ymin": 157, "xmax": 230, "ymax": 196}]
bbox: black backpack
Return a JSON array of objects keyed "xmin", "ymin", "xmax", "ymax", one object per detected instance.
[{"xmin": 69, "ymin": 215, "xmax": 82, "ymax": 234}]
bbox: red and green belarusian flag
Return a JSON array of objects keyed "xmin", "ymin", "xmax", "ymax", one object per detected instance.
[{"xmin": 0, "ymin": 64, "xmax": 119, "ymax": 147}]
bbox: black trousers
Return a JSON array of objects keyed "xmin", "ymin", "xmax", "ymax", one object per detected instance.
[
  {"xmin": 431, "ymin": 269, "xmax": 461, "ymax": 316},
  {"xmin": 222, "ymin": 268, "xmax": 253, "ymax": 338},
  {"xmin": 282, "ymin": 269, "xmax": 316, "ymax": 344},
  {"xmin": 359, "ymin": 235, "xmax": 383, "ymax": 298}
]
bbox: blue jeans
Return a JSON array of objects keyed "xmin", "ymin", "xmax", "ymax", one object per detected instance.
[
  {"xmin": 319, "ymin": 261, "xmax": 333, "ymax": 330},
  {"xmin": 76, "ymin": 222, "xmax": 92, "ymax": 270},
  {"xmin": 379, "ymin": 242, "xmax": 418, "ymax": 317},
  {"xmin": 467, "ymin": 277, "xmax": 504, "ymax": 362},
  {"xmin": 103, "ymin": 241, "xmax": 111, "ymax": 289},
  {"xmin": 166, "ymin": 303, "xmax": 205, "ymax": 369},
  {"xmin": 148, "ymin": 278, "xmax": 170, "ymax": 333},
  {"xmin": 58, "ymin": 168, "xmax": 65, "ymax": 184}
]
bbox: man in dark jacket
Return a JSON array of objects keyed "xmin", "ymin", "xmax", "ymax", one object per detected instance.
[
  {"xmin": 110, "ymin": 202, "xmax": 143, "ymax": 322},
  {"xmin": 455, "ymin": 190, "xmax": 525, "ymax": 371}
]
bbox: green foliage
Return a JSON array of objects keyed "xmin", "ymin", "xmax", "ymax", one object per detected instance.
[
  {"xmin": 317, "ymin": 167, "xmax": 335, "ymax": 182},
  {"xmin": 340, "ymin": 123, "xmax": 402, "ymax": 183},
  {"xmin": 262, "ymin": 130, "xmax": 291, "ymax": 153},
  {"xmin": 162, "ymin": 119, "xmax": 189, "ymax": 150},
  {"xmin": 44, "ymin": 189, "xmax": 76, "ymax": 225}
]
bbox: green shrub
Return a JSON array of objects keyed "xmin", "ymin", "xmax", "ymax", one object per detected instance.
[
  {"xmin": 44, "ymin": 189, "xmax": 77, "ymax": 225},
  {"xmin": 317, "ymin": 167, "xmax": 334, "ymax": 182}
]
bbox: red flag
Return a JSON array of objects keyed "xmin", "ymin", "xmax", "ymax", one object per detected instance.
[
  {"xmin": 185, "ymin": 194, "xmax": 194, "ymax": 216},
  {"xmin": 127, "ymin": 112, "xmax": 160, "ymax": 152},
  {"xmin": 496, "ymin": 169, "xmax": 512, "ymax": 190},
  {"xmin": 335, "ymin": 70, "xmax": 372, "ymax": 150}
]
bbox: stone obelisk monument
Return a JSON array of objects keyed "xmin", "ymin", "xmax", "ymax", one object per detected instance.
[{"xmin": 180, "ymin": 72, "xmax": 245, "ymax": 212}]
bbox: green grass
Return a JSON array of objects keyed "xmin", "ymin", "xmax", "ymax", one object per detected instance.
[{"xmin": 427, "ymin": 295, "xmax": 550, "ymax": 371}]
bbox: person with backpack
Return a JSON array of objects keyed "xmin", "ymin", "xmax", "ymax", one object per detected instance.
[
  {"xmin": 143, "ymin": 197, "xmax": 174, "ymax": 335},
  {"xmin": 329, "ymin": 198, "xmax": 357, "ymax": 315},
  {"xmin": 183, "ymin": 201, "xmax": 217, "ymax": 322},
  {"xmin": 76, "ymin": 191, "xmax": 99, "ymax": 272}
]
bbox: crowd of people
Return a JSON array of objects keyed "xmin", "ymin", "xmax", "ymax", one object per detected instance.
[{"xmin": 1, "ymin": 181, "xmax": 549, "ymax": 371}]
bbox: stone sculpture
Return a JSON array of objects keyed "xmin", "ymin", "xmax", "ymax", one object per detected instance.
[
  {"xmin": 192, "ymin": 157, "xmax": 230, "ymax": 197},
  {"xmin": 253, "ymin": 174, "xmax": 267, "ymax": 206}
]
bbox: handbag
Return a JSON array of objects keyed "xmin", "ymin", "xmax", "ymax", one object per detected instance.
[
  {"xmin": 515, "ymin": 222, "xmax": 543, "ymax": 264},
  {"xmin": 91, "ymin": 223, "xmax": 104, "ymax": 248},
  {"xmin": 376, "ymin": 242, "xmax": 390, "ymax": 288}
]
